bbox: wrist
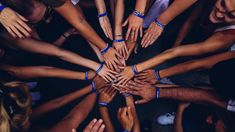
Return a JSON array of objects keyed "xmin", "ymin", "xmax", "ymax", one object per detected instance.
[
  {"xmin": 98, "ymin": 11, "xmax": 107, "ymax": 18},
  {"xmin": 154, "ymin": 19, "xmax": 166, "ymax": 30},
  {"xmin": 100, "ymin": 43, "xmax": 110, "ymax": 55},
  {"xmin": 132, "ymin": 9, "xmax": 144, "ymax": 19},
  {"xmin": 95, "ymin": 62, "xmax": 105, "ymax": 74},
  {"xmin": 131, "ymin": 65, "xmax": 138, "ymax": 75}
]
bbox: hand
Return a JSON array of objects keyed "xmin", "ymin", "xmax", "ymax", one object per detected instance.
[
  {"xmin": 98, "ymin": 64, "xmax": 118, "ymax": 82},
  {"xmin": 99, "ymin": 87, "xmax": 117, "ymax": 104},
  {"xmin": 99, "ymin": 16, "xmax": 113, "ymax": 40},
  {"xmin": 123, "ymin": 14, "xmax": 143, "ymax": 42},
  {"xmin": 0, "ymin": 7, "xmax": 32, "ymax": 38},
  {"xmin": 83, "ymin": 119, "xmax": 105, "ymax": 132},
  {"xmin": 103, "ymin": 47, "xmax": 123, "ymax": 71},
  {"xmin": 117, "ymin": 107, "xmax": 134, "ymax": 131},
  {"xmin": 141, "ymin": 22, "xmax": 163, "ymax": 48},
  {"xmin": 116, "ymin": 66, "xmax": 135, "ymax": 86},
  {"xmin": 135, "ymin": 69, "xmax": 157, "ymax": 85},
  {"xmin": 124, "ymin": 80, "xmax": 156, "ymax": 104},
  {"xmin": 113, "ymin": 40, "xmax": 129, "ymax": 60},
  {"xmin": 93, "ymin": 76, "xmax": 108, "ymax": 90}
]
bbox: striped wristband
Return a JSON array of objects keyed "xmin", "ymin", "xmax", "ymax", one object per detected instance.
[
  {"xmin": 156, "ymin": 87, "xmax": 160, "ymax": 99},
  {"xmin": 99, "ymin": 102, "xmax": 108, "ymax": 107},
  {"xmin": 113, "ymin": 39, "xmax": 125, "ymax": 43},
  {"xmin": 96, "ymin": 62, "xmax": 105, "ymax": 74},
  {"xmin": 98, "ymin": 12, "xmax": 107, "ymax": 18},
  {"xmin": 154, "ymin": 68, "xmax": 161, "ymax": 81},
  {"xmin": 100, "ymin": 44, "xmax": 110, "ymax": 55},
  {"xmin": 132, "ymin": 10, "xmax": 144, "ymax": 19},
  {"xmin": 154, "ymin": 19, "xmax": 165, "ymax": 29},
  {"xmin": 131, "ymin": 65, "xmax": 138, "ymax": 75},
  {"xmin": 91, "ymin": 81, "xmax": 95, "ymax": 93},
  {"xmin": 85, "ymin": 71, "xmax": 89, "ymax": 80}
]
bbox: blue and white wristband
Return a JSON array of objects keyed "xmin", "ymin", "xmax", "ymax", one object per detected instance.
[
  {"xmin": 121, "ymin": 129, "xmax": 130, "ymax": 132},
  {"xmin": 96, "ymin": 62, "xmax": 105, "ymax": 74},
  {"xmin": 227, "ymin": 99, "xmax": 235, "ymax": 112},
  {"xmin": 132, "ymin": 10, "xmax": 144, "ymax": 19},
  {"xmin": 122, "ymin": 93, "xmax": 131, "ymax": 98},
  {"xmin": 85, "ymin": 71, "xmax": 89, "ymax": 80},
  {"xmin": 113, "ymin": 39, "xmax": 125, "ymax": 43},
  {"xmin": 100, "ymin": 43, "xmax": 110, "ymax": 55},
  {"xmin": 98, "ymin": 12, "xmax": 108, "ymax": 18},
  {"xmin": 91, "ymin": 81, "xmax": 95, "ymax": 93},
  {"xmin": 156, "ymin": 87, "xmax": 160, "ymax": 99},
  {"xmin": 154, "ymin": 19, "xmax": 165, "ymax": 29},
  {"xmin": 99, "ymin": 102, "xmax": 108, "ymax": 107},
  {"xmin": 131, "ymin": 65, "xmax": 138, "ymax": 75},
  {"xmin": 154, "ymin": 68, "xmax": 161, "ymax": 81}
]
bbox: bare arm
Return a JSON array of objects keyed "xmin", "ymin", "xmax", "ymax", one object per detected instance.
[
  {"xmin": 125, "ymin": 96, "xmax": 141, "ymax": 132},
  {"xmin": 48, "ymin": 93, "xmax": 97, "ymax": 132},
  {"xmin": 137, "ymin": 30, "xmax": 235, "ymax": 72},
  {"xmin": 0, "ymin": 65, "xmax": 95, "ymax": 80},
  {"xmin": 173, "ymin": 1, "xmax": 205, "ymax": 47},
  {"xmin": 99, "ymin": 107, "xmax": 115, "ymax": 132}
]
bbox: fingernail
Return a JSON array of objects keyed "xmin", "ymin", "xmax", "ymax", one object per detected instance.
[
  {"xmin": 93, "ymin": 119, "xmax": 97, "ymax": 122},
  {"xmin": 72, "ymin": 129, "xmax": 76, "ymax": 132},
  {"xmin": 101, "ymin": 125, "xmax": 105, "ymax": 129},
  {"xmin": 98, "ymin": 119, "xmax": 103, "ymax": 123}
]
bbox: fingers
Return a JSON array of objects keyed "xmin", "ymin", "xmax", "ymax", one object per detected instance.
[
  {"xmin": 14, "ymin": 22, "xmax": 30, "ymax": 37},
  {"xmin": 9, "ymin": 25, "xmax": 23, "ymax": 38},
  {"xmin": 84, "ymin": 118, "xmax": 98, "ymax": 131},
  {"xmin": 91, "ymin": 119, "xmax": 104, "ymax": 132},
  {"xmin": 134, "ymin": 28, "xmax": 138, "ymax": 41},
  {"xmin": 125, "ymin": 27, "xmax": 131, "ymax": 40},
  {"xmin": 98, "ymin": 124, "xmax": 105, "ymax": 132},
  {"xmin": 127, "ymin": 107, "xmax": 133, "ymax": 121},
  {"xmin": 3, "ymin": 25, "xmax": 16, "ymax": 38},
  {"xmin": 140, "ymin": 27, "xmax": 143, "ymax": 38},
  {"xmin": 17, "ymin": 13, "xmax": 28, "ymax": 22}
]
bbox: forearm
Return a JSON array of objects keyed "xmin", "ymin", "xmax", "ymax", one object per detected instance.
[
  {"xmin": 95, "ymin": 0, "xmax": 107, "ymax": 14},
  {"xmin": 49, "ymin": 93, "xmax": 97, "ymax": 132},
  {"xmin": 135, "ymin": 0, "xmax": 148, "ymax": 13},
  {"xmin": 159, "ymin": 87, "xmax": 227, "ymax": 109},
  {"xmin": 160, "ymin": 51, "xmax": 235, "ymax": 79},
  {"xmin": 32, "ymin": 84, "xmax": 92, "ymax": 119},
  {"xmin": 114, "ymin": 0, "xmax": 124, "ymax": 36},
  {"xmin": 99, "ymin": 107, "xmax": 115, "ymax": 132},
  {"xmin": 158, "ymin": 0, "xmax": 197, "ymax": 25},
  {"xmin": 54, "ymin": 1, "xmax": 107, "ymax": 50},
  {"xmin": 174, "ymin": 21, "xmax": 194, "ymax": 46},
  {"xmin": 125, "ymin": 96, "xmax": 141, "ymax": 132},
  {"xmin": 0, "ymin": 65, "xmax": 87, "ymax": 80},
  {"xmin": 174, "ymin": 106, "xmax": 184, "ymax": 132}
]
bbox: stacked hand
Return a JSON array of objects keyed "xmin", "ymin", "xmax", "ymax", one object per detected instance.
[
  {"xmin": 117, "ymin": 107, "xmax": 134, "ymax": 131},
  {"xmin": 99, "ymin": 86, "xmax": 117, "ymax": 104},
  {"xmin": 0, "ymin": 7, "xmax": 31, "ymax": 38},
  {"xmin": 113, "ymin": 38, "xmax": 129, "ymax": 60},
  {"xmin": 83, "ymin": 119, "xmax": 105, "ymax": 132},
  {"xmin": 135, "ymin": 69, "xmax": 158, "ymax": 84}
]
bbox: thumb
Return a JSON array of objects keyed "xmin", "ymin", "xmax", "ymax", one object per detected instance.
[{"xmin": 122, "ymin": 19, "xmax": 128, "ymax": 27}]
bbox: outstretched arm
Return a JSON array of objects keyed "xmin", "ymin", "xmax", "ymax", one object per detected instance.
[
  {"xmin": 48, "ymin": 93, "xmax": 97, "ymax": 132},
  {"xmin": 0, "ymin": 65, "xmax": 96, "ymax": 80},
  {"xmin": 136, "ymin": 51, "xmax": 235, "ymax": 84}
]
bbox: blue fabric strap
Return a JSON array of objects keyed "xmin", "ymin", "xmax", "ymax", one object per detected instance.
[
  {"xmin": 122, "ymin": 93, "xmax": 131, "ymax": 98},
  {"xmin": 100, "ymin": 44, "xmax": 110, "ymax": 55},
  {"xmin": 96, "ymin": 62, "xmax": 105, "ymax": 74},
  {"xmin": 98, "ymin": 12, "xmax": 107, "ymax": 18},
  {"xmin": 156, "ymin": 87, "xmax": 160, "ymax": 99},
  {"xmin": 0, "ymin": 5, "xmax": 6, "ymax": 12},
  {"xmin": 91, "ymin": 81, "xmax": 95, "ymax": 93},
  {"xmin": 154, "ymin": 19, "xmax": 165, "ymax": 29},
  {"xmin": 132, "ymin": 10, "xmax": 144, "ymax": 19},
  {"xmin": 85, "ymin": 72, "xmax": 89, "ymax": 80},
  {"xmin": 99, "ymin": 102, "xmax": 108, "ymax": 107},
  {"xmin": 131, "ymin": 65, "xmax": 138, "ymax": 75},
  {"xmin": 154, "ymin": 68, "xmax": 161, "ymax": 81},
  {"xmin": 113, "ymin": 39, "xmax": 125, "ymax": 43}
]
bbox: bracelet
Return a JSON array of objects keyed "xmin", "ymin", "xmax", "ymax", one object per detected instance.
[
  {"xmin": 154, "ymin": 68, "xmax": 161, "ymax": 81},
  {"xmin": 156, "ymin": 87, "xmax": 160, "ymax": 99},
  {"xmin": 132, "ymin": 10, "xmax": 144, "ymax": 19},
  {"xmin": 154, "ymin": 19, "xmax": 165, "ymax": 29},
  {"xmin": 131, "ymin": 65, "xmax": 138, "ymax": 75},
  {"xmin": 99, "ymin": 102, "xmax": 108, "ymax": 107},
  {"xmin": 100, "ymin": 43, "xmax": 110, "ymax": 55},
  {"xmin": 113, "ymin": 39, "xmax": 125, "ymax": 43},
  {"xmin": 0, "ymin": 5, "xmax": 6, "ymax": 12},
  {"xmin": 91, "ymin": 81, "xmax": 95, "ymax": 93},
  {"xmin": 98, "ymin": 12, "xmax": 107, "ymax": 18},
  {"xmin": 122, "ymin": 93, "xmax": 131, "ymax": 98},
  {"xmin": 96, "ymin": 62, "xmax": 105, "ymax": 74},
  {"xmin": 85, "ymin": 71, "xmax": 89, "ymax": 80}
]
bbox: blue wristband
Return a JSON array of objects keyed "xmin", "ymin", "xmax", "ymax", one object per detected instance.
[
  {"xmin": 98, "ymin": 12, "xmax": 107, "ymax": 18},
  {"xmin": 100, "ymin": 44, "xmax": 110, "ymax": 55},
  {"xmin": 85, "ymin": 71, "xmax": 89, "ymax": 80},
  {"xmin": 0, "ymin": 5, "xmax": 6, "ymax": 12},
  {"xmin": 91, "ymin": 81, "xmax": 95, "ymax": 93},
  {"xmin": 154, "ymin": 19, "xmax": 165, "ymax": 29},
  {"xmin": 154, "ymin": 68, "xmax": 161, "ymax": 81},
  {"xmin": 131, "ymin": 65, "xmax": 138, "ymax": 75},
  {"xmin": 156, "ymin": 87, "xmax": 160, "ymax": 99},
  {"xmin": 99, "ymin": 102, "xmax": 108, "ymax": 107},
  {"xmin": 132, "ymin": 10, "xmax": 144, "ymax": 19},
  {"xmin": 96, "ymin": 63, "xmax": 105, "ymax": 74},
  {"xmin": 113, "ymin": 39, "xmax": 125, "ymax": 43}
]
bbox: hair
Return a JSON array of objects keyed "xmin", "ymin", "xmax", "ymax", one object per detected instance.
[{"xmin": 0, "ymin": 81, "xmax": 32, "ymax": 132}]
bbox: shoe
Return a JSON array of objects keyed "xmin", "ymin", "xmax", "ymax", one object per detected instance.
[{"xmin": 157, "ymin": 112, "xmax": 175, "ymax": 125}]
